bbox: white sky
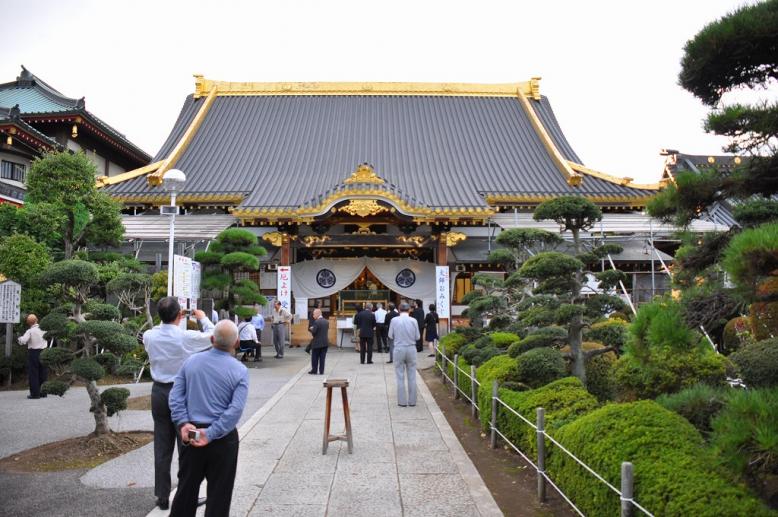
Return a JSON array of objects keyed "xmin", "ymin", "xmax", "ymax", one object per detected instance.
[{"xmin": 0, "ymin": 0, "xmax": 760, "ymax": 183}]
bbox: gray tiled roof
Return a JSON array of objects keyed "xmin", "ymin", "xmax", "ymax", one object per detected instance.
[{"xmin": 108, "ymin": 93, "xmax": 654, "ymax": 208}]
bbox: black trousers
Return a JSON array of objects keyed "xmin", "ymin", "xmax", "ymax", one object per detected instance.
[
  {"xmin": 170, "ymin": 428, "xmax": 239, "ymax": 517},
  {"xmin": 151, "ymin": 382, "xmax": 180, "ymax": 500},
  {"xmin": 375, "ymin": 323, "xmax": 387, "ymax": 352},
  {"xmin": 359, "ymin": 336, "xmax": 373, "ymax": 363},
  {"xmin": 27, "ymin": 349, "xmax": 47, "ymax": 398},
  {"xmin": 311, "ymin": 346, "xmax": 328, "ymax": 374}
]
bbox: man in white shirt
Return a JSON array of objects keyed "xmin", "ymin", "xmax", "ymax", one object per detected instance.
[
  {"xmin": 238, "ymin": 316, "xmax": 261, "ymax": 362},
  {"xmin": 142, "ymin": 297, "xmax": 214, "ymax": 510},
  {"xmin": 388, "ymin": 303, "xmax": 421, "ymax": 407},
  {"xmin": 18, "ymin": 314, "xmax": 47, "ymax": 400},
  {"xmin": 271, "ymin": 301, "xmax": 292, "ymax": 358},
  {"xmin": 374, "ymin": 303, "xmax": 388, "ymax": 353}
]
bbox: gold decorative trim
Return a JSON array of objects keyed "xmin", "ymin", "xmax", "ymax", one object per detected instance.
[
  {"xmin": 567, "ymin": 162, "xmax": 667, "ymax": 191},
  {"xmin": 515, "ymin": 87, "xmax": 582, "ymax": 186},
  {"xmin": 354, "ymin": 223, "xmax": 375, "ymax": 235},
  {"xmin": 343, "ymin": 164, "xmax": 384, "ymax": 185},
  {"xmin": 338, "ymin": 199, "xmax": 388, "ymax": 217},
  {"xmin": 111, "ymin": 193, "xmax": 244, "ymax": 205},
  {"xmin": 262, "ymin": 231, "xmax": 285, "ymax": 247},
  {"xmin": 484, "ymin": 193, "xmax": 655, "ymax": 208},
  {"xmin": 147, "ymin": 81, "xmax": 218, "ymax": 186},
  {"xmin": 397, "ymin": 235, "xmax": 426, "ymax": 247},
  {"xmin": 301, "ymin": 235, "xmax": 331, "ymax": 247},
  {"xmin": 192, "ymin": 76, "xmax": 540, "ymax": 99},
  {"xmin": 443, "ymin": 232, "xmax": 467, "ymax": 247},
  {"xmin": 96, "ymin": 161, "xmax": 164, "ymax": 187}
]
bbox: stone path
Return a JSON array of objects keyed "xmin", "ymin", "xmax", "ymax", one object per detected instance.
[{"xmin": 150, "ymin": 349, "xmax": 501, "ymax": 517}]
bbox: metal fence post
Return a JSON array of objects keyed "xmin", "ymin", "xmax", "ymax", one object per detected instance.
[
  {"xmin": 537, "ymin": 407, "xmax": 546, "ymax": 503},
  {"xmin": 453, "ymin": 354, "xmax": 460, "ymax": 399},
  {"xmin": 621, "ymin": 461, "xmax": 634, "ymax": 517},
  {"xmin": 489, "ymin": 380, "xmax": 498, "ymax": 449},
  {"xmin": 470, "ymin": 365, "xmax": 478, "ymax": 419}
]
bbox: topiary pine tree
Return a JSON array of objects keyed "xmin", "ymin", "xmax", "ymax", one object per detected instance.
[
  {"xmin": 520, "ymin": 196, "xmax": 628, "ymax": 385},
  {"xmin": 106, "ymin": 272, "xmax": 154, "ymax": 329},
  {"xmin": 195, "ymin": 228, "xmax": 268, "ymax": 319}
]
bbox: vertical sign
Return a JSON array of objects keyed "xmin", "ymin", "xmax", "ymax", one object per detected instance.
[
  {"xmin": 436, "ymin": 266, "xmax": 450, "ymax": 318},
  {"xmin": 277, "ymin": 266, "xmax": 291, "ymax": 311},
  {"xmin": 173, "ymin": 255, "xmax": 193, "ymax": 306},
  {"xmin": 0, "ymin": 280, "xmax": 22, "ymax": 324},
  {"xmin": 190, "ymin": 261, "xmax": 201, "ymax": 310}
]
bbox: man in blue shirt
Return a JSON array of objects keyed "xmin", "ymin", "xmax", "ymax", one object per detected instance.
[{"xmin": 169, "ymin": 319, "xmax": 249, "ymax": 517}]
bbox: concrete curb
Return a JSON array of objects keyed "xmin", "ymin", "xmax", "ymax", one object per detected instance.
[
  {"xmin": 145, "ymin": 362, "xmax": 310, "ymax": 517},
  {"xmin": 417, "ymin": 371, "xmax": 503, "ymax": 517}
]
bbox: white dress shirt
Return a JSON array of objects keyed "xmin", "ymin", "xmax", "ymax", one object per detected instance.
[
  {"xmin": 238, "ymin": 322, "xmax": 258, "ymax": 342},
  {"xmin": 388, "ymin": 313, "xmax": 421, "ymax": 347},
  {"xmin": 142, "ymin": 318, "xmax": 215, "ymax": 383},
  {"xmin": 374, "ymin": 308, "xmax": 387, "ymax": 324},
  {"xmin": 18, "ymin": 324, "xmax": 47, "ymax": 350}
]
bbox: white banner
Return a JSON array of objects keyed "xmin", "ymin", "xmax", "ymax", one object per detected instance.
[
  {"xmin": 277, "ymin": 266, "xmax": 292, "ymax": 312},
  {"xmin": 0, "ymin": 280, "xmax": 21, "ymax": 324},
  {"xmin": 173, "ymin": 255, "xmax": 193, "ymax": 305},
  {"xmin": 435, "ymin": 266, "xmax": 450, "ymax": 318}
]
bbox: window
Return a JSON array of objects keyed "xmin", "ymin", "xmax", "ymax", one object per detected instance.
[{"xmin": 1, "ymin": 160, "xmax": 26, "ymax": 182}]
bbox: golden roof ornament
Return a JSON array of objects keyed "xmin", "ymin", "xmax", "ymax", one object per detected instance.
[
  {"xmin": 443, "ymin": 232, "xmax": 467, "ymax": 247},
  {"xmin": 338, "ymin": 199, "xmax": 388, "ymax": 217},
  {"xmin": 344, "ymin": 163, "xmax": 384, "ymax": 185},
  {"xmin": 262, "ymin": 231, "xmax": 285, "ymax": 247}
]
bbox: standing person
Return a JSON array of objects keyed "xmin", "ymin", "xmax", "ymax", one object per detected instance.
[
  {"xmin": 17, "ymin": 314, "xmax": 47, "ymax": 400},
  {"xmin": 374, "ymin": 303, "xmax": 388, "ymax": 353},
  {"xmin": 271, "ymin": 301, "xmax": 292, "ymax": 359},
  {"xmin": 353, "ymin": 303, "xmax": 376, "ymax": 364},
  {"xmin": 143, "ymin": 297, "xmax": 215, "ymax": 511},
  {"xmin": 424, "ymin": 304, "xmax": 440, "ymax": 357},
  {"xmin": 411, "ymin": 300, "xmax": 425, "ymax": 352},
  {"xmin": 237, "ymin": 316, "xmax": 260, "ymax": 362},
  {"xmin": 169, "ymin": 320, "xmax": 248, "ymax": 517},
  {"xmin": 308, "ymin": 308, "xmax": 329, "ymax": 374},
  {"xmin": 384, "ymin": 303, "xmax": 398, "ymax": 364},
  {"xmin": 388, "ymin": 302, "xmax": 421, "ymax": 407},
  {"xmin": 250, "ymin": 305, "xmax": 265, "ymax": 359}
]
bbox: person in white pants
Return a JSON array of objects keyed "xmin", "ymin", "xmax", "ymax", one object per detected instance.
[{"xmin": 387, "ymin": 302, "xmax": 421, "ymax": 407}]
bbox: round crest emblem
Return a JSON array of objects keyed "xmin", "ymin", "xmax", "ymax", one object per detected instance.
[
  {"xmin": 316, "ymin": 269, "xmax": 336, "ymax": 288},
  {"xmin": 395, "ymin": 268, "xmax": 416, "ymax": 288}
]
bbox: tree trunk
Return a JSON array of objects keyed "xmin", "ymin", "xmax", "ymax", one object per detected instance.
[
  {"xmin": 144, "ymin": 295, "xmax": 154, "ymax": 329},
  {"xmin": 569, "ymin": 227, "xmax": 587, "ymax": 385},
  {"xmin": 85, "ymin": 380, "xmax": 111, "ymax": 435}
]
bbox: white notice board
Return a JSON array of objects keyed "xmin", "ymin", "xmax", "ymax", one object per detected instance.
[
  {"xmin": 0, "ymin": 280, "xmax": 21, "ymax": 324},
  {"xmin": 435, "ymin": 266, "xmax": 450, "ymax": 318},
  {"xmin": 277, "ymin": 266, "xmax": 291, "ymax": 311},
  {"xmin": 173, "ymin": 255, "xmax": 193, "ymax": 306}
]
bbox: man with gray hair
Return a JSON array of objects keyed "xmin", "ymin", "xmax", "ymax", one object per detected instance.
[
  {"xmin": 169, "ymin": 320, "xmax": 249, "ymax": 516},
  {"xmin": 387, "ymin": 302, "xmax": 421, "ymax": 407}
]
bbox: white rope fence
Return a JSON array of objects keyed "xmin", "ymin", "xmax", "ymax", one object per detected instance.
[{"xmin": 434, "ymin": 343, "xmax": 654, "ymax": 517}]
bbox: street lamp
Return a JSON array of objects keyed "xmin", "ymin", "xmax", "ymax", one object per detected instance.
[{"xmin": 163, "ymin": 169, "xmax": 186, "ymax": 296}]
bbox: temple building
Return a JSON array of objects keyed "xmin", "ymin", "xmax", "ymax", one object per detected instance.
[
  {"xmin": 0, "ymin": 66, "xmax": 151, "ymax": 205},
  {"xmin": 103, "ymin": 76, "xmax": 719, "ymax": 331}
]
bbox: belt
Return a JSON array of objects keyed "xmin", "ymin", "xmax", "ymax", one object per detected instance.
[
  {"xmin": 272, "ymin": 322, "xmax": 285, "ymax": 326},
  {"xmin": 153, "ymin": 381, "xmax": 174, "ymax": 387}
]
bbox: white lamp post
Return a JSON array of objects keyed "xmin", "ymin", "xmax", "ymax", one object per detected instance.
[{"xmin": 163, "ymin": 169, "xmax": 186, "ymax": 296}]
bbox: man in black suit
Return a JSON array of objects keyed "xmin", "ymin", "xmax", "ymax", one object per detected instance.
[
  {"xmin": 384, "ymin": 302, "xmax": 399, "ymax": 364},
  {"xmin": 308, "ymin": 309, "xmax": 329, "ymax": 375},
  {"xmin": 353, "ymin": 303, "xmax": 376, "ymax": 364},
  {"xmin": 411, "ymin": 300, "xmax": 425, "ymax": 352}
]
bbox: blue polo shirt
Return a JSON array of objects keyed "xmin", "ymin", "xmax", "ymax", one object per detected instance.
[{"xmin": 169, "ymin": 348, "xmax": 249, "ymax": 440}]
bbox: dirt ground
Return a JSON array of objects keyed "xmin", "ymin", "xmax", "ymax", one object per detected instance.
[
  {"xmin": 420, "ymin": 367, "xmax": 574, "ymax": 517},
  {"xmin": 126, "ymin": 394, "xmax": 151, "ymax": 410},
  {"xmin": 0, "ymin": 431, "xmax": 153, "ymax": 473}
]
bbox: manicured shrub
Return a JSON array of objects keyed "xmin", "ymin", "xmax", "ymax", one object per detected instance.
[
  {"xmin": 461, "ymin": 334, "xmax": 506, "ymax": 366},
  {"xmin": 101, "ymin": 387, "xmax": 131, "ymax": 417},
  {"xmin": 730, "ymin": 338, "xmax": 778, "ymax": 388},
  {"xmin": 38, "ymin": 311, "xmax": 72, "ymax": 341},
  {"xmin": 94, "ymin": 352, "xmax": 119, "ymax": 374},
  {"xmin": 70, "ymin": 358, "xmax": 105, "ymax": 382},
  {"xmin": 453, "ymin": 326, "xmax": 484, "ymax": 342},
  {"xmin": 749, "ymin": 300, "xmax": 778, "ymax": 341},
  {"xmin": 547, "ymin": 400, "xmax": 771, "ymax": 516},
  {"xmin": 490, "ymin": 332, "xmax": 520, "ymax": 348},
  {"xmin": 84, "ymin": 301, "xmax": 121, "ymax": 321},
  {"xmin": 515, "ymin": 347, "xmax": 566, "ymax": 388},
  {"xmin": 721, "ymin": 223, "xmax": 778, "ymax": 289},
  {"xmin": 439, "ymin": 332, "xmax": 467, "ymax": 358},
  {"xmin": 41, "ymin": 380, "xmax": 69, "ymax": 397},
  {"xmin": 507, "ymin": 326, "xmax": 567, "ymax": 357},
  {"xmin": 656, "ymin": 384, "xmax": 729, "ymax": 436},
  {"xmin": 445, "ymin": 356, "xmax": 476, "ymax": 400},
  {"xmin": 721, "ymin": 316, "xmax": 751, "ymax": 354},
  {"xmin": 613, "ymin": 347, "xmax": 727, "ymax": 400},
  {"xmin": 561, "ymin": 341, "xmax": 617, "ymax": 402},
  {"xmin": 496, "ymin": 377, "xmax": 598, "ymax": 455},
  {"xmin": 585, "ymin": 319, "xmax": 628, "ymax": 351},
  {"xmin": 476, "ymin": 354, "xmax": 518, "ymax": 431}
]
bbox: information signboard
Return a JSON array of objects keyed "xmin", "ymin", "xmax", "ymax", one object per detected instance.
[
  {"xmin": 277, "ymin": 266, "xmax": 291, "ymax": 311},
  {"xmin": 435, "ymin": 266, "xmax": 450, "ymax": 319},
  {"xmin": 0, "ymin": 280, "xmax": 21, "ymax": 324}
]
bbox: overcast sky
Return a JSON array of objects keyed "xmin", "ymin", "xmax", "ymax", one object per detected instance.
[{"xmin": 0, "ymin": 0, "xmax": 762, "ymax": 182}]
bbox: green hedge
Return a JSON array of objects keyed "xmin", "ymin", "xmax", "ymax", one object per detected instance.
[
  {"xmin": 439, "ymin": 333, "xmax": 467, "ymax": 359},
  {"xmin": 496, "ymin": 377, "xmax": 598, "ymax": 456},
  {"xmin": 515, "ymin": 347, "xmax": 566, "ymax": 388},
  {"xmin": 476, "ymin": 354, "xmax": 518, "ymax": 431},
  {"xmin": 730, "ymin": 338, "xmax": 778, "ymax": 388},
  {"xmin": 656, "ymin": 384, "xmax": 728, "ymax": 436},
  {"xmin": 444, "ymin": 356, "xmax": 477, "ymax": 402},
  {"xmin": 547, "ymin": 400, "xmax": 771, "ymax": 516}
]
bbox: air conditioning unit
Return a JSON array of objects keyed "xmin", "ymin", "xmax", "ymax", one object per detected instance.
[
  {"xmin": 266, "ymin": 263, "xmax": 278, "ymax": 271},
  {"xmin": 454, "ymin": 264, "xmax": 466, "ymax": 272}
]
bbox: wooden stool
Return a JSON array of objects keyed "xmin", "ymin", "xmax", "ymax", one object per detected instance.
[{"xmin": 322, "ymin": 378, "xmax": 353, "ymax": 455}]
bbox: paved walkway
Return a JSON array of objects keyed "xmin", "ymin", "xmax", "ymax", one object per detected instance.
[{"xmin": 150, "ymin": 348, "xmax": 501, "ymax": 517}]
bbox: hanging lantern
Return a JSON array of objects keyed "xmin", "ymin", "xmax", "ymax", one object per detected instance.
[{"xmin": 71, "ymin": 123, "xmax": 78, "ymax": 138}]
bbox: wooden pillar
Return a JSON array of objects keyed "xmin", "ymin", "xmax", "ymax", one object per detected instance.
[{"xmin": 281, "ymin": 234, "xmax": 291, "ymax": 266}]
